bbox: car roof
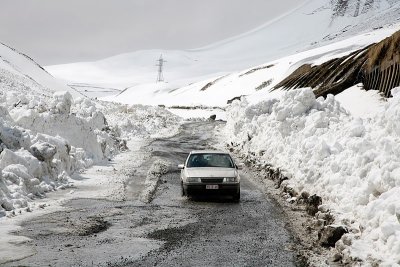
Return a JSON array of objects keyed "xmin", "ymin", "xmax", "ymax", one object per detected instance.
[{"xmin": 189, "ymin": 150, "xmax": 229, "ymax": 155}]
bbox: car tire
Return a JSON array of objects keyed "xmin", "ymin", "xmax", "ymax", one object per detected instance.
[
  {"xmin": 181, "ymin": 181, "xmax": 186, "ymax": 196},
  {"xmin": 233, "ymin": 190, "xmax": 240, "ymax": 202}
]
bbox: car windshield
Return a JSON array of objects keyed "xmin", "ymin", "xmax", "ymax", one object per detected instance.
[{"xmin": 187, "ymin": 153, "xmax": 234, "ymax": 168}]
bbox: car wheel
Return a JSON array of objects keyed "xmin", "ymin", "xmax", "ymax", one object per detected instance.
[
  {"xmin": 233, "ymin": 190, "xmax": 240, "ymax": 202},
  {"xmin": 181, "ymin": 181, "xmax": 186, "ymax": 196}
]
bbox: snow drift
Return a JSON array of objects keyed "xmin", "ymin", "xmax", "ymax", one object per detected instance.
[
  {"xmin": 0, "ymin": 90, "xmax": 120, "ymax": 216},
  {"xmin": 0, "ymin": 88, "xmax": 181, "ymax": 217}
]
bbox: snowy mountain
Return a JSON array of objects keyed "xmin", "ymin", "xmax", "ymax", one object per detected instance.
[
  {"xmin": 46, "ymin": 0, "xmax": 400, "ymax": 106},
  {"xmin": 99, "ymin": 26, "xmax": 398, "ymax": 110}
]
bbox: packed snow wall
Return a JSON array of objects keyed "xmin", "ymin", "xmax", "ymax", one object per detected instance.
[{"xmin": 225, "ymin": 87, "xmax": 400, "ymax": 265}]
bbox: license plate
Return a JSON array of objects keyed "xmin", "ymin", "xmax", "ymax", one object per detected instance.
[{"xmin": 206, "ymin": 185, "xmax": 219, "ymax": 189}]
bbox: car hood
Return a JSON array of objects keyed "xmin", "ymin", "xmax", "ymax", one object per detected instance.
[{"xmin": 185, "ymin": 167, "xmax": 237, "ymax": 178}]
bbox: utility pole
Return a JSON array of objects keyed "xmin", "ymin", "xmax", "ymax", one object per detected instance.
[{"xmin": 156, "ymin": 54, "xmax": 167, "ymax": 82}]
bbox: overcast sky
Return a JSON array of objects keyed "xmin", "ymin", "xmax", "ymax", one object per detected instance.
[{"xmin": 0, "ymin": 0, "xmax": 301, "ymax": 65}]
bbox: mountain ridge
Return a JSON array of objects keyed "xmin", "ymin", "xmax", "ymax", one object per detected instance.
[{"xmin": 45, "ymin": 0, "xmax": 400, "ymax": 105}]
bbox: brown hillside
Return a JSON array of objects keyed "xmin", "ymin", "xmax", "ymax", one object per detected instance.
[{"xmin": 273, "ymin": 30, "xmax": 400, "ymax": 98}]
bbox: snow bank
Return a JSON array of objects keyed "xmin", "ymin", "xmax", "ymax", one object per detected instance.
[
  {"xmin": 0, "ymin": 90, "xmax": 122, "ymax": 216},
  {"xmin": 0, "ymin": 87, "xmax": 182, "ymax": 217},
  {"xmin": 225, "ymin": 88, "xmax": 400, "ymax": 266},
  {"xmin": 101, "ymin": 103, "xmax": 181, "ymax": 139}
]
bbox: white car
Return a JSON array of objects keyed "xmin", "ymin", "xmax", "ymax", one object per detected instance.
[{"xmin": 178, "ymin": 150, "xmax": 242, "ymax": 201}]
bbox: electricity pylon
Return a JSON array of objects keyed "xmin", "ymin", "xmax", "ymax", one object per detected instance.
[{"xmin": 156, "ymin": 54, "xmax": 166, "ymax": 82}]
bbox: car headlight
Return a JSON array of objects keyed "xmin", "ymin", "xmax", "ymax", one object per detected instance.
[
  {"xmin": 187, "ymin": 177, "xmax": 201, "ymax": 183},
  {"xmin": 223, "ymin": 177, "xmax": 237, "ymax": 183}
]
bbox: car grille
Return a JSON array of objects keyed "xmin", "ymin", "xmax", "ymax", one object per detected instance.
[{"xmin": 201, "ymin": 178, "xmax": 223, "ymax": 183}]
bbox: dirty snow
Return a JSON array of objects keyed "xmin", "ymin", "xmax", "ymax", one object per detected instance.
[{"xmin": 139, "ymin": 160, "xmax": 172, "ymax": 203}]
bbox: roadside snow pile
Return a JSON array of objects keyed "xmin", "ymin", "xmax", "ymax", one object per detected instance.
[
  {"xmin": 225, "ymin": 88, "xmax": 400, "ymax": 266},
  {"xmin": 0, "ymin": 90, "xmax": 123, "ymax": 217},
  {"xmin": 139, "ymin": 160, "xmax": 172, "ymax": 203},
  {"xmin": 0, "ymin": 85, "xmax": 182, "ymax": 217},
  {"xmin": 101, "ymin": 103, "xmax": 182, "ymax": 139}
]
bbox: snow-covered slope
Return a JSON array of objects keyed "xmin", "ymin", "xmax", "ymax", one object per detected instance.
[
  {"xmin": 46, "ymin": 0, "xmax": 400, "ymax": 105},
  {"xmin": 0, "ymin": 43, "xmax": 81, "ymax": 98},
  {"xmin": 102, "ymin": 25, "xmax": 398, "ymax": 108}
]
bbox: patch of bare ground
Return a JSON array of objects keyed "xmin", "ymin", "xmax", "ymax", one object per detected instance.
[
  {"xmin": 366, "ymin": 30, "xmax": 400, "ymax": 71},
  {"xmin": 239, "ymin": 64, "xmax": 274, "ymax": 77},
  {"xmin": 200, "ymin": 74, "xmax": 228, "ymax": 91},
  {"xmin": 255, "ymin": 79, "xmax": 273, "ymax": 91}
]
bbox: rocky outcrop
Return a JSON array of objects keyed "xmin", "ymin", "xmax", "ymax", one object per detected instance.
[
  {"xmin": 208, "ymin": 114, "xmax": 217, "ymax": 121},
  {"xmin": 331, "ymin": 0, "xmax": 398, "ymax": 18}
]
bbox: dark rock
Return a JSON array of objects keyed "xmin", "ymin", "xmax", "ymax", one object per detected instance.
[
  {"xmin": 306, "ymin": 194, "xmax": 322, "ymax": 216},
  {"xmin": 332, "ymin": 253, "xmax": 343, "ymax": 262},
  {"xmin": 227, "ymin": 95, "xmax": 243, "ymax": 104},
  {"xmin": 209, "ymin": 114, "xmax": 217, "ymax": 121},
  {"xmin": 300, "ymin": 191, "xmax": 310, "ymax": 200},
  {"xmin": 247, "ymin": 133, "xmax": 252, "ymax": 141},
  {"xmin": 296, "ymin": 191, "xmax": 310, "ymax": 204},
  {"xmin": 318, "ymin": 225, "xmax": 348, "ymax": 247},
  {"xmin": 283, "ymin": 186, "xmax": 297, "ymax": 197}
]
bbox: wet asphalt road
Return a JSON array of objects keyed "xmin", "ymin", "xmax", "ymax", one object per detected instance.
[{"xmin": 7, "ymin": 122, "xmax": 297, "ymax": 267}]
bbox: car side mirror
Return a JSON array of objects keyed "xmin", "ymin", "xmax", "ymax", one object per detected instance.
[
  {"xmin": 236, "ymin": 163, "xmax": 244, "ymax": 170},
  {"xmin": 178, "ymin": 164, "xmax": 185, "ymax": 170}
]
